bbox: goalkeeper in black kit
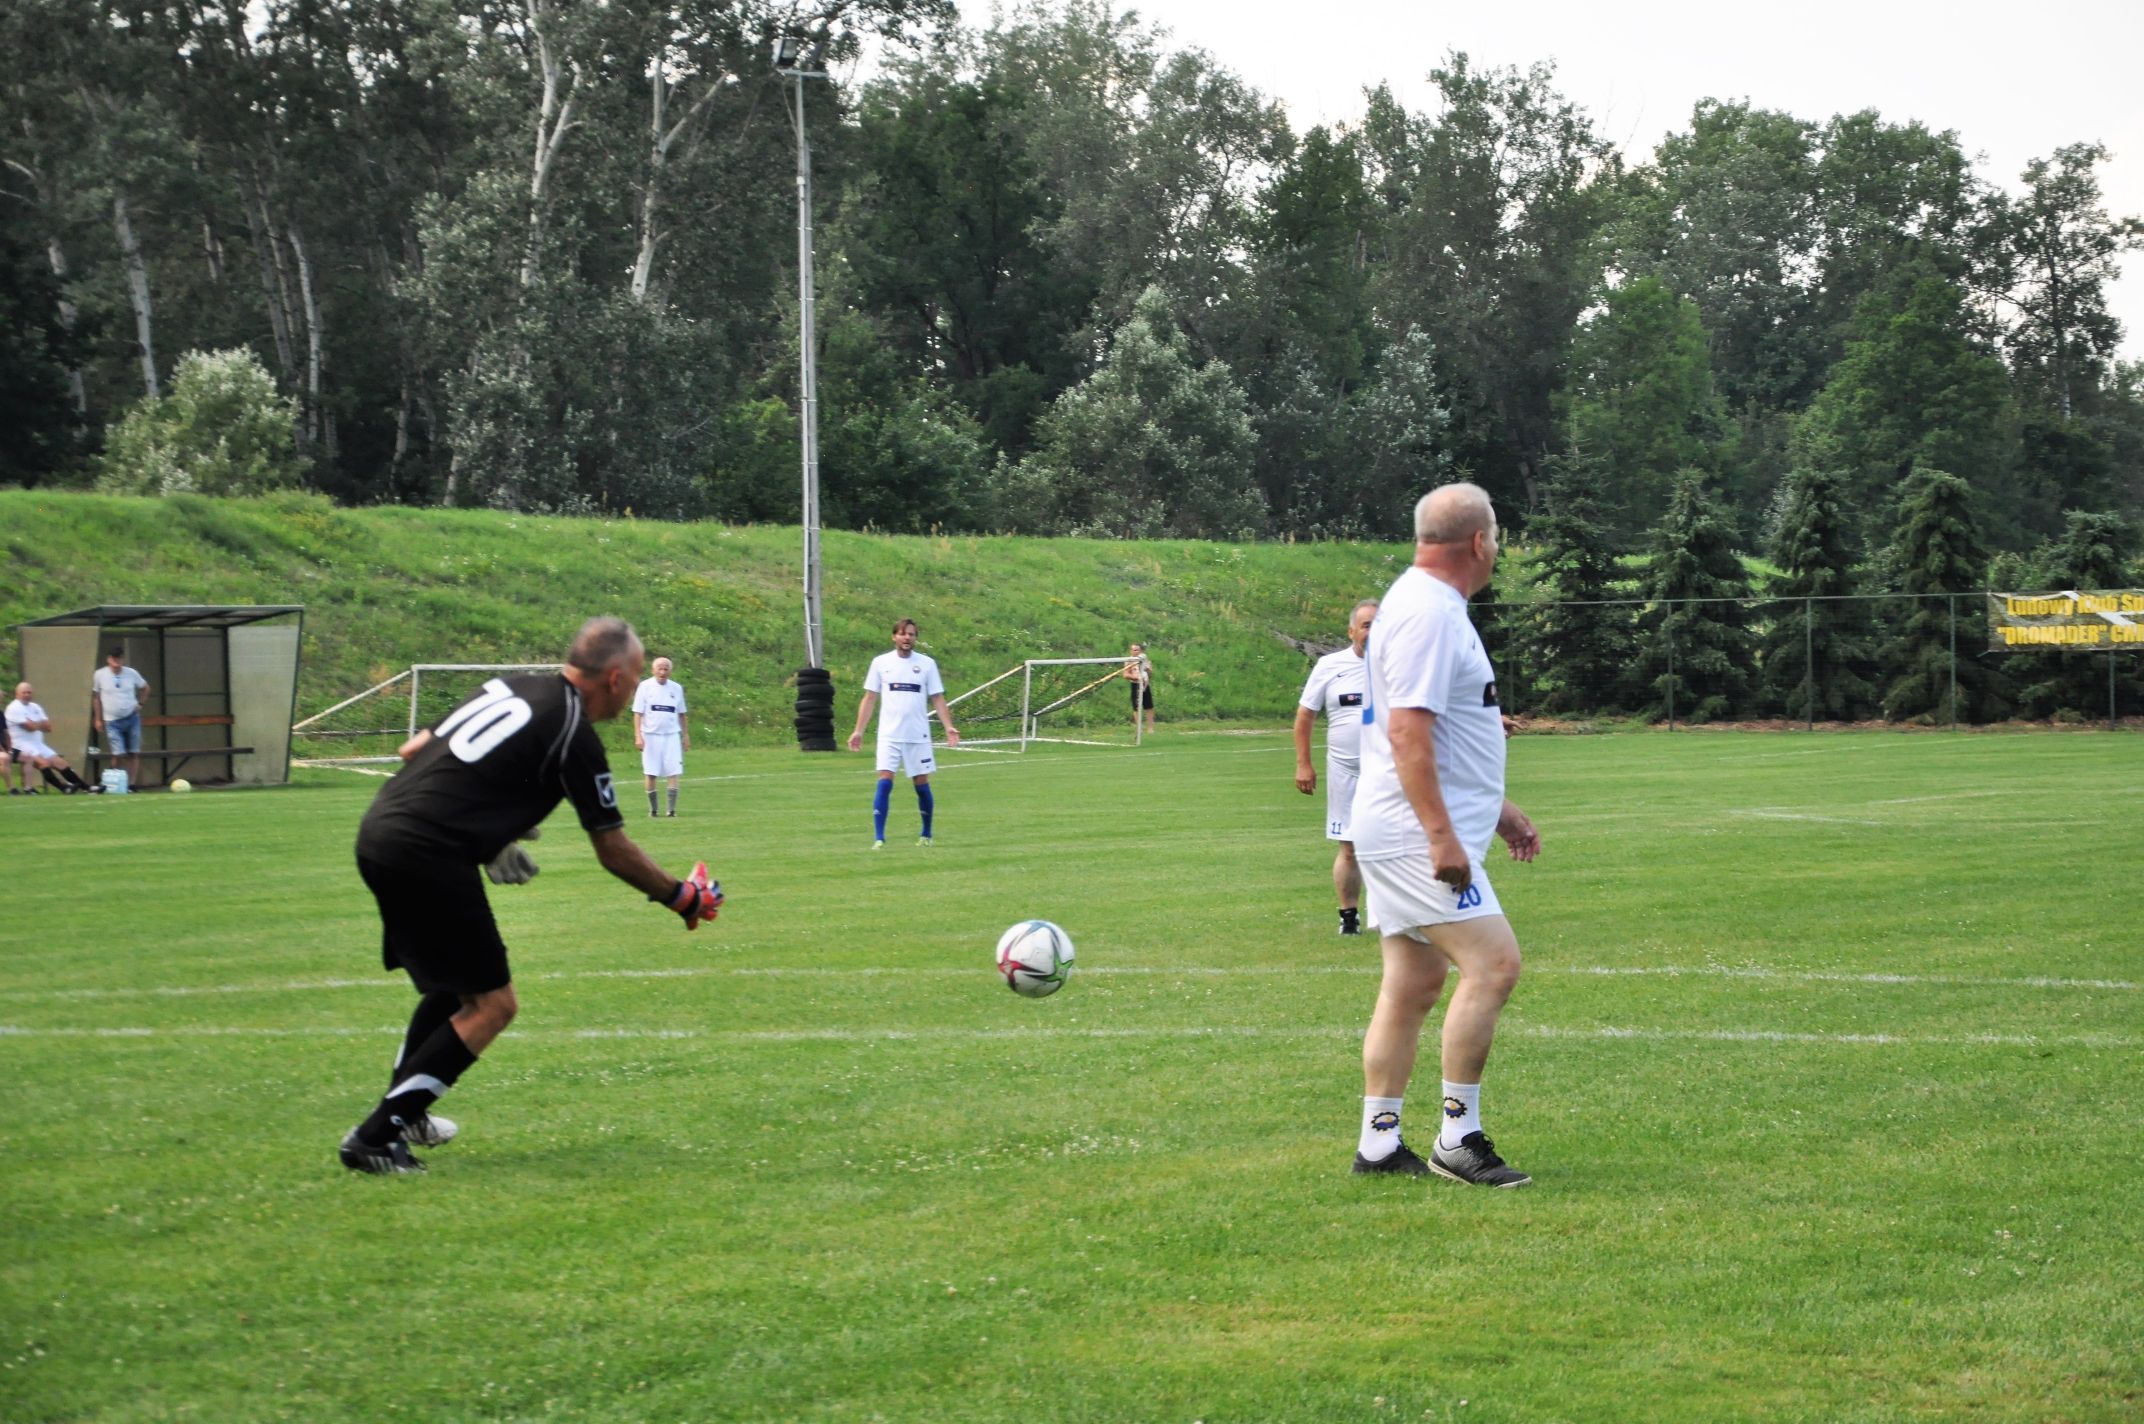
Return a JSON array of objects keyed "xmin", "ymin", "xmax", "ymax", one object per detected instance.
[{"xmin": 338, "ymin": 617, "xmax": 723, "ymax": 1175}]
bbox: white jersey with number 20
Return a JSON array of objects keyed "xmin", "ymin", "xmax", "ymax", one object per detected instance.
[{"xmin": 1350, "ymin": 567, "xmax": 1506, "ymax": 866}]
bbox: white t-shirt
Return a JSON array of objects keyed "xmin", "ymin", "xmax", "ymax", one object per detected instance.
[
  {"xmin": 632, "ymin": 677, "xmax": 686, "ymax": 735},
  {"xmin": 864, "ymin": 650, "xmax": 945, "ymax": 744},
  {"xmin": 6, "ymin": 699, "xmax": 55, "ymax": 753},
  {"xmin": 93, "ymin": 666, "xmax": 149, "ymax": 720},
  {"xmin": 1351, "ymin": 567, "xmax": 1506, "ymax": 865},
  {"xmin": 1298, "ymin": 647, "xmax": 1369, "ymax": 768}
]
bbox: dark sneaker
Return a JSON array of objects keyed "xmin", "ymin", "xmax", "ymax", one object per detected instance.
[
  {"xmin": 339, "ymin": 1128, "xmax": 426, "ymax": 1175},
  {"xmin": 1429, "ymin": 1131, "xmax": 1531, "ymax": 1188},
  {"xmin": 1338, "ymin": 920, "xmax": 1361, "ymax": 937},
  {"xmin": 1352, "ymin": 1143, "xmax": 1433, "ymax": 1176},
  {"xmin": 400, "ymin": 1112, "xmax": 459, "ymax": 1148}
]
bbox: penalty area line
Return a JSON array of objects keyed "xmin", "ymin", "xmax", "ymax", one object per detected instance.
[
  {"xmin": 1, "ymin": 1022, "xmax": 2136, "ymax": 1051},
  {"xmin": 2, "ymin": 962, "xmax": 2134, "ymax": 1003}
]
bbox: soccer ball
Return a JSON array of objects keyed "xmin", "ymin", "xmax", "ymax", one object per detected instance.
[
  {"xmin": 995, "ymin": 919, "xmax": 1075, "ymax": 998},
  {"xmin": 168, "ymin": 778, "xmax": 193, "ymax": 794}
]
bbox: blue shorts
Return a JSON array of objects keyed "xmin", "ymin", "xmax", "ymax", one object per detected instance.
[{"xmin": 105, "ymin": 713, "xmax": 143, "ymax": 755}]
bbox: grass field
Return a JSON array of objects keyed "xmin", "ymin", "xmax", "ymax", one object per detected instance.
[{"xmin": 4, "ymin": 729, "xmax": 2142, "ymax": 1423}]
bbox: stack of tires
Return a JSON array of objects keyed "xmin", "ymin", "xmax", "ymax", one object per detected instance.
[{"xmin": 795, "ymin": 667, "xmax": 836, "ymax": 751}]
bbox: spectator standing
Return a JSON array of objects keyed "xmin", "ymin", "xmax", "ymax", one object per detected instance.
[
  {"xmin": 92, "ymin": 646, "xmax": 151, "ymax": 787},
  {"xmin": 1124, "ymin": 643, "xmax": 1156, "ymax": 736}
]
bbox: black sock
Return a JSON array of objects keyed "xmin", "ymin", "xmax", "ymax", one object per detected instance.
[
  {"xmin": 62, "ymin": 766, "xmax": 94, "ymax": 790},
  {"xmin": 648, "ymin": 789, "xmax": 659, "ymax": 815},
  {"xmin": 390, "ymin": 992, "xmax": 461, "ymax": 1092},
  {"xmin": 42, "ymin": 767, "xmax": 67, "ymax": 791},
  {"xmin": 1339, "ymin": 907, "xmax": 1360, "ymax": 927},
  {"xmin": 666, "ymin": 786, "xmax": 678, "ymax": 815},
  {"xmin": 358, "ymin": 1020, "xmax": 480, "ymax": 1146}
]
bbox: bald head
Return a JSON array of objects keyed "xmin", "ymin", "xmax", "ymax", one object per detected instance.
[
  {"xmin": 563, "ymin": 617, "xmax": 646, "ymax": 721},
  {"xmin": 1414, "ymin": 482, "xmax": 1497, "ymax": 545},
  {"xmin": 1411, "ymin": 482, "xmax": 1500, "ymax": 596},
  {"xmin": 566, "ymin": 617, "xmax": 643, "ymax": 676}
]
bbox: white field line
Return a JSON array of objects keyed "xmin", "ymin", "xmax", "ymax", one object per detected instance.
[
  {"xmin": 0, "ymin": 1022, "xmax": 2135, "ymax": 1050},
  {"xmin": 2, "ymin": 962, "xmax": 2132, "ymax": 1003},
  {"xmin": 1727, "ymin": 809, "xmax": 1885, "ymax": 827}
]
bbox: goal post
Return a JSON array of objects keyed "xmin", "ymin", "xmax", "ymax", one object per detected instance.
[
  {"xmin": 291, "ymin": 663, "xmax": 559, "ymax": 766},
  {"xmin": 947, "ymin": 656, "xmax": 1142, "ymax": 750}
]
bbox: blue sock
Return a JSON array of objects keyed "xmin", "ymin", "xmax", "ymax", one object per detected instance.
[
  {"xmin": 916, "ymin": 781, "xmax": 935, "ymax": 837},
  {"xmin": 872, "ymin": 779, "xmax": 891, "ymax": 840}
]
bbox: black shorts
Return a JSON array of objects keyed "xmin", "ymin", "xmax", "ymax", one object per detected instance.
[
  {"xmin": 1130, "ymin": 683, "xmax": 1153, "ymax": 711},
  {"xmin": 357, "ymin": 855, "xmax": 512, "ymax": 996}
]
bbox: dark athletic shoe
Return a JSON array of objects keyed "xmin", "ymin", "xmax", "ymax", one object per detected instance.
[
  {"xmin": 1352, "ymin": 1143, "xmax": 1433, "ymax": 1176},
  {"xmin": 339, "ymin": 1128, "xmax": 426, "ymax": 1175},
  {"xmin": 1429, "ymin": 1131, "xmax": 1532, "ymax": 1188}
]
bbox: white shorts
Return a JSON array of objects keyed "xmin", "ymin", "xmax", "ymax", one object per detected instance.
[
  {"xmin": 1359, "ymin": 855, "xmax": 1502, "ymax": 940},
  {"xmin": 9, "ymin": 734, "xmax": 55, "ymax": 761},
  {"xmin": 877, "ymin": 739, "xmax": 935, "ymax": 777},
  {"xmin": 1325, "ymin": 760, "xmax": 1359, "ymax": 842},
  {"xmin": 640, "ymin": 734, "xmax": 682, "ymax": 778}
]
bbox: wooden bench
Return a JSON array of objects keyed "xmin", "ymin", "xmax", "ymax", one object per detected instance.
[{"xmin": 91, "ymin": 718, "xmax": 251, "ymax": 783}]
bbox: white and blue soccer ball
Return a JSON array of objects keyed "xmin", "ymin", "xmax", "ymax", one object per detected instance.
[{"xmin": 995, "ymin": 919, "xmax": 1075, "ymax": 998}]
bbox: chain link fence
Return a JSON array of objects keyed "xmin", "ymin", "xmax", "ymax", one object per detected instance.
[{"xmin": 1475, "ymin": 592, "xmax": 2141, "ymax": 730}]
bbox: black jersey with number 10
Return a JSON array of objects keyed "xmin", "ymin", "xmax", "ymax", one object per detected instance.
[{"xmin": 356, "ymin": 674, "xmax": 625, "ymax": 867}]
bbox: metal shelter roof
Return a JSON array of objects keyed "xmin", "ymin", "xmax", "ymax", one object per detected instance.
[{"xmin": 19, "ymin": 605, "xmax": 304, "ymax": 630}]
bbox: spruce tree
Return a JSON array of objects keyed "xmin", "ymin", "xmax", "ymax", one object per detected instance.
[
  {"xmin": 1527, "ymin": 454, "xmax": 1636, "ymax": 714},
  {"xmin": 1880, "ymin": 466, "xmax": 2009, "ymax": 722},
  {"xmin": 1758, "ymin": 462, "xmax": 1880, "ymax": 720},
  {"xmin": 2013, "ymin": 512, "xmax": 2140, "ymax": 717},
  {"xmin": 1634, "ymin": 471, "xmax": 1757, "ymax": 722}
]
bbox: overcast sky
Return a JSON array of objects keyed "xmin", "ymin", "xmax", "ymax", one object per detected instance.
[{"xmin": 1110, "ymin": 0, "xmax": 2144, "ymax": 360}]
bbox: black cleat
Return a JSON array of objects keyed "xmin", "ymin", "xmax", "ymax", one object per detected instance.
[
  {"xmin": 339, "ymin": 1128, "xmax": 426, "ymax": 1175},
  {"xmin": 1352, "ymin": 1143, "xmax": 1433, "ymax": 1176},
  {"xmin": 1429, "ymin": 1131, "xmax": 1532, "ymax": 1188}
]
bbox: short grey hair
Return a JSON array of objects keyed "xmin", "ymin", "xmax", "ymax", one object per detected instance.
[
  {"xmin": 1414, "ymin": 482, "xmax": 1496, "ymax": 544},
  {"xmin": 1350, "ymin": 599, "xmax": 1380, "ymax": 621},
  {"xmin": 566, "ymin": 616, "xmax": 643, "ymax": 674}
]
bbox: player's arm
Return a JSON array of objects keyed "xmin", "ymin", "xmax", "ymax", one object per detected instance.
[
  {"xmin": 848, "ymin": 691, "xmax": 877, "ymax": 751},
  {"xmin": 91, "ymin": 681, "xmax": 103, "ymax": 732},
  {"xmin": 1497, "ymin": 799, "xmax": 1541, "ymax": 862},
  {"xmin": 1387, "ymin": 706, "xmax": 1469, "ymax": 891},
  {"xmin": 930, "ymin": 693, "xmax": 960, "ymax": 747},
  {"xmin": 633, "ymin": 710, "xmax": 645, "ymax": 749},
  {"xmin": 1293, "ymin": 706, "xmax": 1317, "ymax": 793},
  {"xmin": 397, "ymin": 729, "xmax": 433, "ymax": 762}
]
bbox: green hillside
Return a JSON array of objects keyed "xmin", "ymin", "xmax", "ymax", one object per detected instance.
[{"xmin": 2, "ymin": 491, "xmax": 1408, "ymax": 745}]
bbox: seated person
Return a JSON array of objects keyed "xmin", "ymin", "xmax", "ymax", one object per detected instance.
[{"xmin": 7, "ymin": 683, "xmax": 101, "ymax": 794}]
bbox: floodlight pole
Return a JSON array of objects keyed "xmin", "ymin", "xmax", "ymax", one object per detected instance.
[{"xmin": 778, "ymin": 46, "xmax": 830, "ymax": 670}]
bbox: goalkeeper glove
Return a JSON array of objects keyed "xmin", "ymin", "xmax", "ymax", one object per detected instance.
[
  {"xmin": 653, "ymin": 862, "xmax": 723, "ymax": 930},
  {"xmin": 484, "ymin": 844, "xmax": 539, "ymax": 885}
]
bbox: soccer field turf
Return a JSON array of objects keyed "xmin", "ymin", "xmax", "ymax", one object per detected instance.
[{"xmin": 4, "ymin": 730, "xmax": 2140, "ymax": 1423}]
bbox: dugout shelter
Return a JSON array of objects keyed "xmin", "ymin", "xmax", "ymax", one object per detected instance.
[{"xmin": 14, "ymin": 605, "xmax": 304, "ymax": 788}]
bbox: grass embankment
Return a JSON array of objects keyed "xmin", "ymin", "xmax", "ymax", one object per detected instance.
[{"xmin": 1, "ymin": 491, "xmax": 1407, "ymax": 744}]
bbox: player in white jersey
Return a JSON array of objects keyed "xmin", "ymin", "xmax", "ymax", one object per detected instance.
[
  {"xmin": 631, "ymin": 657, "xmax": 689, "ymax": 817},
  {"xmin": 1348, "ymin": 483, "xmax": 1543, "ymax": 1188},
  {"xmin": 1294, "ymin": 599, "xmax": 1379, "ymax": 935},
  {"xmin": 848, "ymin": 618, "xmax": 960, "ymax": 847}
]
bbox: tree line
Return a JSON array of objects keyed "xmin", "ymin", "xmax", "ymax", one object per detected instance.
[{"xmin": 5, "ymin": 2, "xmax": 2142, "ymax": 594}]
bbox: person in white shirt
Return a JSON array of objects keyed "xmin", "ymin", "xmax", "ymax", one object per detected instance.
[
  {"xmin": 91, "ymin": 645, "xmax": 152, "ymax": 785},
  {"xmin": 1123, "ymin": 643, "xmax": 1155, "ymax": 735},
  {"xmin": 847, "ymin": 618, "xmax": 960, "ymax": 848},
  {"xmin": 631, "ymin": 657, "xmax": 689, "ymax": 818},
  {"xmin": 1348, "ymin": 484, "xmax": 1541, "ymax": 1188},
  {"xmin": 8, "ymin": 682, "xmax": 100, "ymax": 794},
  {"xmin": 1294, "ymin": 599, "xmax": 1379, "ymax": 936}
]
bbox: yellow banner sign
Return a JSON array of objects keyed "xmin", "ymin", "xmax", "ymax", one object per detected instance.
[{"xmin": 1987, "ymin": 591, "xmax": 2144, "ymax": 650}]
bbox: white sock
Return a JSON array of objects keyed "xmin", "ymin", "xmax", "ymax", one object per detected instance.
[
  {"xmin": 1358, "ymin": 1096, "xmax": 1404, "ymax": 1161},
  {"xmin": 1438, "ymin": 1081, "xmax": 1481, "ymax": 1148}
]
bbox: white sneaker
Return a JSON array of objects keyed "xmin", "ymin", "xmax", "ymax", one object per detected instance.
[
  {"xmin": 401, "ymin": 1112, "xmax": 459, "ymax": 1148},
  {"xmin": 872, "ymin": 839, "xmax": 885, "ymax": 851}
]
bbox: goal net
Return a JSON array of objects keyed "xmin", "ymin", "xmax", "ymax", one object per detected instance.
[
  {"xmin": 948, "ymin": 657, "xmax": 1143, "ymax": 749},
  {"xmin": 291, "ymin": 664, "xmax": 559, "ymax": 767}
]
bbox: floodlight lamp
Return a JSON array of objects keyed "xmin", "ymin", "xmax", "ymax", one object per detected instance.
[{"xmin": 772, "ymin": 35, "xmax": 803, "ymax": 69}]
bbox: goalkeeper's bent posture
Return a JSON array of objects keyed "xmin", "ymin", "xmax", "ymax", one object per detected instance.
[{"xmin": 337, "ymin": 616, "xmax": 723, "ymax": 1175}]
